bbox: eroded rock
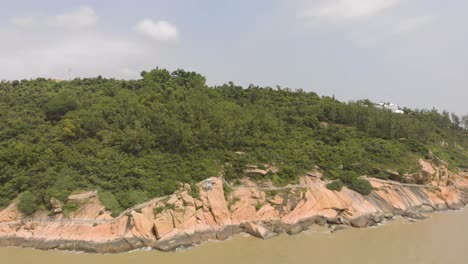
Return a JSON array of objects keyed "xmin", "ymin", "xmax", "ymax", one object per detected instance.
[
  {"xmin": 153, "ymin": 211, "xmax": 174, "ymax": 239},
  {"xmin": 68, "ymin": 191, "xmax": 97, "ymax": 203},
  {"xmin": 244, "ymin": 222, "xmax": 276, "ymax": 239}
]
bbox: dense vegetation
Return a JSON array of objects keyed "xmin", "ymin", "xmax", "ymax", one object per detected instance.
[{"xmin": 1, "ymin": 68, "xmax": 467, "ymax": 215}]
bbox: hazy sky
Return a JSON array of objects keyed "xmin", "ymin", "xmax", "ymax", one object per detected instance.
[{"xmin": 0, "ymin": 0, "xmax": 467, "ymax": 114}]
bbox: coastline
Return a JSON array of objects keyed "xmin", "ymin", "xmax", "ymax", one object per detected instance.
[{"xmin": 1, "ymin": 164, "xmax": 467, "ymax": 253}]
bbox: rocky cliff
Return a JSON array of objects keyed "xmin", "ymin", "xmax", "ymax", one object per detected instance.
[{"xmin": 0, "ymin": 160, "xmax": 467, "ymax": 253}]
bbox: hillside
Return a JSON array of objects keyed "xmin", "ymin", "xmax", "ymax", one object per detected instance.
[{"xmin": 1, "ymin": 68, "xmax": 467, "ymax": 215}]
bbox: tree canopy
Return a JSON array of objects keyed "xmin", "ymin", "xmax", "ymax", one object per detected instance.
[{"xmin": 1, "ymin": 68, "xmax": 467, "ymax": 214}]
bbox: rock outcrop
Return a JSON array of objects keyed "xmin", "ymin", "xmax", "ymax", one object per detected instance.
[{"xmin": 0, "ymin": 162, "xmax": 467, "ymax": 253}]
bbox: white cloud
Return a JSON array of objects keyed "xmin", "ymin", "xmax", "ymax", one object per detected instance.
[
  {"xmin": 48, "ymin": 6, "xmax": 98, "ymax": 29},
  {"xmin": 393, "ymin": 16, "xmax": 433, "ymax": 34},
  {"xmin": 120, "ymin": 67, "xmax": 141, "ymax": 78},
  {"xmin": 135, "ymin": 19, "xmax": 178, "ymax": 41},
  {"xmin": 9, "ymin": 6, "xmax": 98, "ymax": 30},
  {"xmin": 10, "ymin": 16, "xmax": 37, "ymax": 28},
  {"xmin": 301, "ymin": 0, "xmax": 401, "ymax": 24},
  {"xmin": 0, "ymin": 7, "xmax": 177, "ymax": 80}
]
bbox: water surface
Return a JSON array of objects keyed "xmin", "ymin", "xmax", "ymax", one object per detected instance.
[{"xmin": 1, "ymin": 209, "xmax": 467, "ymax": 264}]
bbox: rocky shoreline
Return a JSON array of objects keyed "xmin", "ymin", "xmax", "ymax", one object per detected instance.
[{"xmin": 0, "ymin": 160, "xmax": 467, "ymax": 253}]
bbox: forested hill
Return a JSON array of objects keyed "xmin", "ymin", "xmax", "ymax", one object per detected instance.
[{"xmin": 1, "ymin": 68, "xmax": 467, "ymax": 215}]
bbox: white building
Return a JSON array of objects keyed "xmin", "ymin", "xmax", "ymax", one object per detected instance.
[{"xmin": 374, "ymin": 102, "xmax": 404, "ymax": 114}]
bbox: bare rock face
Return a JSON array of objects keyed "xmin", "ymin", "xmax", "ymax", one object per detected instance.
[
  {"xmin": 230, "ymin": 187, "xmax": 268, "ymax": 224},
  {"xmin": 67, "ymin": 191, "xmax": 97, "ymax": 203},
  {"xmin": 130, "ymin": 211, "xmax": 155, "ymax": 240},
  {"xmin": 268, "ymin": 195, "xmax": 284, "ymax": 206},
  {"xmin": 0, "ymin": 202, "xmax": 22, "ymax": 222},
  {"xmin": 0, "ymin": 169, "xmax": 467, "ymax": 253},
  {"xmin": 199, "ymin": 177, "xmax": 231, "ymax": 226},
  {"xmin": 419, "ymin": 159, "xmax": 436, "ymax": 183},
  {"xmin": 244, "ymin": 165, "xmax": 279, "ymax": 176},
  {"xmin": 165, "ymin": 194, "xmax": 179, "ymax": 205},
  {"xmin": 183, "ymin": 183, "xmax": 191, "ymax": 193},
  {"xmin": 172, "ymin": 206, "xmax": 196, "ymax": 227},
  {"xmin": 194, "ymin": 199, "xmax": 203, "ymax": 209},
  {"xmin": 181, "ymin": 192, "xmax": 195, "ymax": 206},
  {"xmin": 71, "ymin": 196, "xmax": 110, "ymax": 220},
  {"xmin": 245, "ymin": 168, "xmax": 268, "ymax": 176},
  {"xmin": 153, "ymin": 210, "xmax": 174, "ymax": 239}
]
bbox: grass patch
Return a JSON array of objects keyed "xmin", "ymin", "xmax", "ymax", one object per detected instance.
[{"xmin": 62, "ymin": 202, "xmax": 80, "ymax": 217}]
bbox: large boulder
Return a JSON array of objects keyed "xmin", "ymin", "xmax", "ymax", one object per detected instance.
[
  {"xmin": 172, "ymin": 206, "xmax": 196, "ymax": 227},
  {"xmin": 194, "ymin": 199, "xmax": 203, "ymax": 209},
  {"xmin": 153, "ymin": 211, "xmax": 174, "ymax": 239},
  {"xmin": 419, "ymin": 159, "xmax": 435, "ymax": 183},
  {"xmin": 350, "ymin": 215, "xmax": 371, "ymax": 228},
  {"xmin": 130, "ymin": 211, "xmax": 154, "ymax": 240},
  {"xmin": 0, "ymin": 202, "xmax": 22, "ymax": 222},
  {"xmin": 199, "ymin": 177, "xmax": 231, "ymax": 226},
  {"xmin": 244, "ymin": 222, "xmax": 276, "ymax": 239},
  {"xmin": 268, "ymin": 195, "xmax": 284, "ymax": 206},
  {"xmin": 181, "ymin": 192, "xmax": 195, "ymax": 206},
  {"xmin": 165, "ymin": 194, "xmax": 179, "ymax": 205},
  {"xmin": 50, "ymin": 198, "xmax": 63, "ymax": 213}
]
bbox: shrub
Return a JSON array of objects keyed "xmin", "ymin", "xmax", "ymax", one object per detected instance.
[
  {"xmin": 346, "ymin": 178, "xmax": 372, "ymax": 195},
  {"xmin": 191, "ymin": 184, "xmax": 200, "ymax": 199},
  {"xmin": 407, "ymin": 139, "xmax": 428, "ymax": 155},
  {"xmin": 63, "ymin": 203, "xmax": 80, "ymax": 216},
  {"xmin": 326, "ymin": 180, "xmax": 344, "ymax": 192},
  {"xmin": 223, "ymin": 182, "xmax": 233, "ymax": 200},
  {"xmin": 255, "ymin": 202, "xmax": 263, "ymax": 211},
  {"xmin": 18, "ymin": 191, "xmax": 39, "ymax": 215},
  {"xmin": 98, "ymin": 191, "xmax": 121, "ymax": 217},
  {"xmin": 374, "ymin": 170, "xmax": 389, "ymax": 180},
  {"xmin": 265, "ymin": 189, "xmax": 280, "ymax": 198},
  {"xmin": 154, "ymin": 206, "xmax": 165, "ymax": 215}
]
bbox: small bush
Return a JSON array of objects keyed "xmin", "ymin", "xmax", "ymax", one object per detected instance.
[
  {"xmin": 326, "ymin": 180, "xmax": 344, "ymax": 192},
  {"xmin": 346, "ymin": 178, "xmax": 372, "ymax": 195},
  {"xmin": 223, "ymin": 182, "xmax": 233, "ymax": 200},
  {"xmin": 63, "ymin": 203, "xmax": 80, "ymax": 216},
  {"xmin": 98, "ymin": 191, "xmax": 122, "ymax": 217},
  {"xmin": 154, "ymin": 206, "xmax": 165, "ymax": 215},
  {"xmin": 374, "ymin": 171, "xmax": 389, "ymax": 180},
  {"xmin": 255, "ymin": 202, "xmax": 263, "ymax": 211},
  {"xmin": 18, "ymin": 191, "xmax": 39, "ymax": 215},
  {"xmin": 191, "ymin": 184, "xmax": 200, "ymax": 199},
  {"xmin": 265, "ymin": 190, "xmax": 280, "ymax": 198}
]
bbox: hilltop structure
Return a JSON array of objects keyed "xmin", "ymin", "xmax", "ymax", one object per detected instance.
[{"xmin": 374, "ymin": 102, "xmax": 404, "ymax": 114}]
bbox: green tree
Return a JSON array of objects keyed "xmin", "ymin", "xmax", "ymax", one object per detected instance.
[
  {"xmin": 45, "ymin": 93, "xmax": 79, "ymax": 121},
  {"xmin": 18, "ymin": 191, "xmax": 39, "ymax": 215}
]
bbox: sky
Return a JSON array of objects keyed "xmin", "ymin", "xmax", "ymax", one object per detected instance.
[{"xmin": 0, "ymin": 0, "xmax": 467, "ymax": 114}]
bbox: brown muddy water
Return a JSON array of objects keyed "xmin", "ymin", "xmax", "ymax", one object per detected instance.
[{"xmin": 1, "ymin": 208, "xmax": 467, "ymax": 264}]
